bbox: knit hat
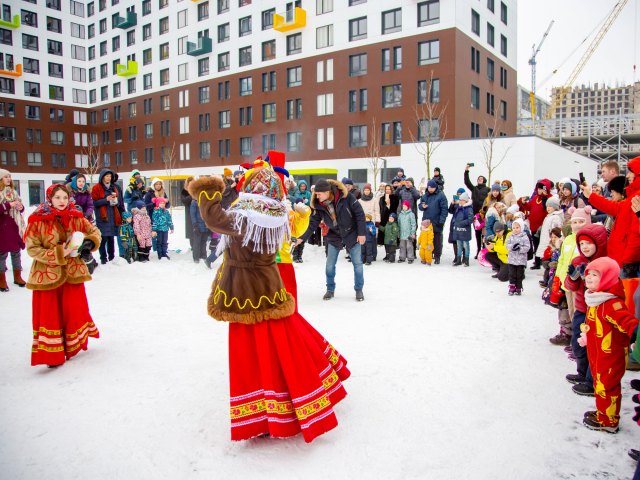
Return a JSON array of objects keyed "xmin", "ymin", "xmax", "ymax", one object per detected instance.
[
  {"xmin": 562, "ymin": 179, "xmax": 578, "ymax": 196},
  {"xmin": 122, "ymin": 211, "xmax": 132, "ymax": 220},
  {"xmin": 363, "ymin": 183, "xmax": 372, "ymax": 191},
  {"xmin": 131, "ymin": 169, "xmax": 141, "ymax": 177},
  {"xmin": 493, "ymin": 221, "xmax": 505, "ymax": 232},
  {"xmin": 134, "ymin": 200, "xmax": 146, "ymax": 210},
  {"xmin": 342, "ymin": 177, "xmax": 354, "ymax": 186},
  {"xmin": 151, "ymin": 177, "xmax": 164, "ymax": 188},
  {"xmin": 135, "ymin": 177, "xmax": 144, "ymax": 186},
  {"xmin": 427, "ymin": 179, "xmax": 437, "ymax": 189},
  {"xmin": 402, "ymin": 200, "xmax": 411, "ymax": 209},
  {"xmin": 569, "ymin": 206, "xmax": 592, "ymax": 225},
  {"xmin": 459, "ymin": 192, "xmax": 470, "ymax": 202},
  {"xmin": 406, "ymin": 177, "xmax": 414, "ymax": 185},
  {"xmin": 434, "ymin": 167, "xmax": 441, "ymax": 173},
  {"xmin": 607, "ymin": 176, "xmax": 627, "ymax": 196},
  {"xmin": 628, "ymin": 156, "xmax": 640, "ymax": 175},
  {"xmin": 546, "ymin": 197, "xmax": 560, "ymax": 210},
  {"xmin": 0, "ymin": 168, "xmax": 10, "ymax": 179},
  {"xmin": 456, "ymin": 187, "xmax": 465, "ymax": 195},
  {"xmin": 491, "ymin": 183, "xmax": 501, "ymax": 193},
  {"xmin": 512, "ymin": 218, "xmax": 525, "ymax": 231},
  {"xmin": 314, "ymin": 179, "xmax": 331, "ymax": 193},
  {"xmin": 152, "ymin": 197, "xmax": 167, "ymax": 206},
  {"xmin": 421, "ymin": 219, "xmax": 431, "ymax": 227},
  {"xmin": 223, "ymin": 168, "xmax": 233, "ymax": 177},
  {"xmin": 585, "ymin": 257, "xmax": 621, "ymax": 292}
]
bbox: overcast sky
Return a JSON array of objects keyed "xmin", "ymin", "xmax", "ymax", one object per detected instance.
[{"xmin": 517, "ymin": 0, "xmax": 639, "ymax": 100}]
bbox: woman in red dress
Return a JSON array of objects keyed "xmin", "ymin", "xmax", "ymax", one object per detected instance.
[{"xmin": 188, "ymin": 161, "xmax": 349, "ymax": 443}]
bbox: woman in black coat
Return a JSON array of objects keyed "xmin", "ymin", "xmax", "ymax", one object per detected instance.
[{"xmin": 378, "ymin": 184, "xmax": 399, "ymax": 245}]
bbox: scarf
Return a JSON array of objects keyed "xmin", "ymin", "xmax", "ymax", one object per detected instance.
[
  {"xmin": 361, "ymin": 191, "xmax": 374, "ymax": 201},
  {"xmin": 91, "ymin": 182, "xmax": 122, "ymax": 226},
  {"xmin": 584, "ymin": 290, "xmax": 616, "ymax": 307},
  {"xmin": 24, "ymin": 202, "xmax": 84, "ymax": 240},
  {"xmin": 321, "ymin": 199, "xmax": 338, "ymax": 227},
  {"xmin": 0, "ymin": 186, "xmax": 26, "ymax": 237}
]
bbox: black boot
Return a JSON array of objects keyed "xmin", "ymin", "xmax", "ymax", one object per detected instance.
[
  {"xmin": 531, "ymin": 256, "xmax": 542, "ymax": 270},
  {"xmin": 463, "ymin": 256, "xmax": 469, "ymax": 267},
  {"xmin": 452, "ymin": 256, "xmax": 462, "ymax": 266}
]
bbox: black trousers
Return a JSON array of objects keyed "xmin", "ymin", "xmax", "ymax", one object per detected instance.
[
  {"xmin": 474, "ymin": 229, "xmax": 483, "ymax": 255},
  {"xmin": 384, "ymin": 244, "xmax": 397, "ymax": 261},
  {"xmin": 485, "ymin": 251, "xmax": 509, "ymax": 281},
  {"xmin": 292, "ymin": 242, "xmax": 305, "ymax": 260},
  {"xmin": 509, "ymin": 264, "xmax": 525, "ymax": 288},
  {"xmin": 192, "ymin": 230, "xmax": 209, "ymax": 261},
  {"xmin": 99, "ymin": 236, "xmax": 115, "ymax": 262},
  {"xmin": 433, "ymin": 232, "xmax": 443, "ymax": 259}
]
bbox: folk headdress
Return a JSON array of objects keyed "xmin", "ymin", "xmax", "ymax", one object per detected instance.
[
  {"xmin": 225, "ymin": 157, "xmax": 290, "ymax": 254},
  {"xmin": 24, "ymin": 183, "xmax": 83, "ymax": 239}
]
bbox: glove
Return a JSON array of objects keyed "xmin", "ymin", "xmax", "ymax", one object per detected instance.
[
  {"xmin": 577, "ymin": 332, "xmax": 587, "ymax": 347},
  {"xmin": 568, "ymin": 263, "xmax": 586, "ymax": 281},
  {"xmin": 426, "ymin": 245, "xmax": 432, "ymax": 251},
  {"xmin": 511, "ymin": 243, "xmax": 520, "ymax": 251}
]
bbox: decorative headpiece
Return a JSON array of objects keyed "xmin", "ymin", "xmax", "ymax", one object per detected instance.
[{"xmin": 236, "ymin": 157, "xmax": 288, "ymax": 201}]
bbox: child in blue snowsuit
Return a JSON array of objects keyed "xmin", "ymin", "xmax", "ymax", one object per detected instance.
[
  {"xmin": 151, "ymin": 197, "xmax": 174, "ymax": 260},
  {"xmin": 118, "ymin": 211, "xmax": 137, "ymax": 263},
  {"xmin": 362, "ymin": 214, "xmax": 377, "ymax": 265}
]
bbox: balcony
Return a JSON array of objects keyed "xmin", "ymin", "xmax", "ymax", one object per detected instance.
[
  {"xmin": 187, "ymin": 36, "xmax": 212, "ymax": 56},
  {"xmin": 116, "ymin": 60, "xmax": 138, "ymax": 77},
  {"xmin": 115, "ymin": 11, "xmax": 137, "ymax": 29},
  {"xmin": 0, "ymin": 63, "xmax": 22, "ymax": 77},
  {"xmin": 0, "ymin": 14, "xmax": 20, "ymax": 29},
  {"xmin": 273, "ymin": 7, "xmax": 306, "ymax": 32}
]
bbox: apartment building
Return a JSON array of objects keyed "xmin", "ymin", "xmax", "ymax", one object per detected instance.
[
  {"xmin": 552, "ymin": 81, "xmax": 640, "ymax": 119},
  {"xmin": 0, "ymin": 0, "xmax": 517, "ymax": 204}
]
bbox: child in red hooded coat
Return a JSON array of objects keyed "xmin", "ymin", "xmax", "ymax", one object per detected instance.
[{"xmin": 579, "ymin": 257, "xmax": 639, "ymax": 433}]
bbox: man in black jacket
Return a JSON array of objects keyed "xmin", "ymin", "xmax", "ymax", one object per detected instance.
[
  {"xmin": 298, "ymin": 179, "xmax": 366, "ymax": 301},
  {"xmin": 464, "ymin": 164, "xmax": 490, "ymax": 258}
]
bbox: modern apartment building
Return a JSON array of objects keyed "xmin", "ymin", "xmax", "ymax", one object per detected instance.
[
  {"xmin": 551, "ymin": 81, "xmax": 640, "ymax": 119},
  {"xmin": 0, "ymin": 0, "xmax": 517, "ymax": 204}
]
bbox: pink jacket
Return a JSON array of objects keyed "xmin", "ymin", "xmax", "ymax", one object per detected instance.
[{"xmin": 133, "ymin": 211, "xmax": 152, "ymax": 248}]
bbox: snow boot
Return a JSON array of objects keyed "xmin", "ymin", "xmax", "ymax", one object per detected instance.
[
  {"xmin": 629, "ymin": 449, "xmax": 640, "ymax": 462},
  {"xmin": 434, "ymin": 256, "xmax": 440, "ymax": 265},
  {"xmin": 452, "ymin": 256, "xmax": 462, "ymax": 266},
  {"xmin": 508, "ymin": 284, "xmax": 516, "ymax": 296},
  {"xmin": 0, "ymin": 272, "xmax": 8, "ymax": 292},
  {"xmin": 355, "ymin": 289, "xmax": 364, "ymax": 301},
  {"xmin": 549, "ymin": 332, "xmax": 571, "ymax": 346},
  {"xmin": 572, "ymin": 383, "xmax": 595, "ymax": 397},
  {"xmin": 582, "ymin": 415, "xmax": 619, "ymax": 434},
  {"xmin": 565, "ymin": 373, "xmax": 585, "ymax": 384},
  {"xmin": 531, "ymin": 257, "xmax": 542, "ymax": 270},
  {"xmin": 408, "ymin": 259, "xmax": 414, "ymax": 264},
  {"xmin": 323, "ymin": 290, "xmax": 335, "ymax": 301},
  {"xmin": 515, "ymin": 287, "xmax": 523, "ymax": 296},
  {"xmin": 12, "ymin": 269, "xmax": 26, "ymax": 287},
  {"xmin": 630, "ymin": 379, "xmax": 640, "ymax": 391},
  {"xmin": 463, "ymin": 256, "xmax": 470, "ymax": 267}
]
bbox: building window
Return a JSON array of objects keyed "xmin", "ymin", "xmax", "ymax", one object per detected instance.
[
  {"xmin": 217, "ymin": 110, "xmax": 230, "ymax": 129},
  {"xmin": 179, "ymin": 117, "xmax": 190, "ymax": 134},
  {"xmin": 262, "ymin": 103, "xmax": 276, "ymax": 123},
  {"xmin": 239, "ymin": 77, "xmax": 252, "ymax": 96},
  {"xmin": 142, "ymin": 0, "xmax": 151, "ymax": 15},
  {"xmin": 218, "ymin": 139, "xmax": 230, "ymax": 157},
  {"xmin": 262, "ymin": 8, "xmax": 274, "ymax": 30},
  {"xmin": 500, "ymin": 34, "xmax": 507, "ymax": 56},
  {"xmin": 199, "ymin": 141, "xmax": 211, "ymax": 160},
  {"xmin": 47, "ymin": 16, "xmax": 62, "ymax": 32},
  {"xmin": 239, "ymin": 46, "xmax": 252, "ymax": 67},
  {"xmin": 286, "ymin": 99, "xmax": 302, "ymax": 120},
  {"xmin": 239, "ymin": 15, "xmax": 251, "ymax": 36},
  {"xmin": 177, "ymin": 9, "xmax": 188, "ymax": 28},
  {"xmin": 160, "ymin": 94, "xmax": 170, "ymax": 111},
  {"xmin": 316, "ymin": 24, "xmax": 333, "ymax": 49},
  {"xmin": 418, "ymin": 0, "xmax": 439, "ymax": 26},
  {"xmin": 348, "ymin": 88, "xmax": 368, "ymax": 111},
  {"xmin": 471, "ymin": 85, "xmax": 480, "ymax": 109},
  {"xmin": 417, "ymin": 79, "xmax": 439, "ymax": 104},
  {"xmin": 27, "ymin": 153, "xmax": 43, "ymax": 167},
  {"xmin": 24, "ymin": 81, "xmax": 40, "ymax": 97},
  {"xmin": 287, "ymin": 33, "xmax": 301, "ymax": 55},
  {"xmin": 23, "ymin": 34, "xmax": 39, "ymax": 51},
  {"xmin": 0, "ymin": 78, "xmax": 14, "ymax": 95},
  {"xmin": 382, "ymin": 8, "xmax": 401, "ymax": 34},
  {"xmin": 500, "ymin": 2, "xmax": 507, "ymax": 24},
  {"xmin": 487, "ymin": 0, "xmax": 494, "ymax": 12},
  {"xmin": 287, "ymin": 132, "xmax": 301, "ymax": 152},
  {"xmin": 50, "ymin": 131, "xmax": 64, "ymax": 145},
  {"xmin": 487, "ymin": 23, "xmax": 494, "ymax": 47},
  {"xmin": 128, "ymin": 126, "xmax": 137, "ymax": 141},
  {"xmin": 72, "ymin": 45, "xmax": 86, "ymax": 60},
  {"xmin": 199, "ymin": 86, "xmax": 210, "ymax": 103},
  {"xmin": 382, "ymin": 84, "xmax": 402, "ymax": 108},
  {"xmin": 349, "ymin": 17, "xmax": 366, "ymax": 41},
  {"xmin": 160, "ymin": 119, "xmax": 170, "ymax": 136},
  {"xmin": 160, "ymin": 42, "xmax": 169, "ymax": 60},
  {"xmin": 418, "ymin": 119, "xmax": 440, "ymax": 141},
  {"xmin": 23, "ymin": 58, "xmax": 39, "ymax": 74},
  {"xmin": 218, "ymin": 23, "xmax": 229, "ymax": 42},
  {"xmin": 381, "ymin": 122, "xmax": 402, "ymax": 145},
  {"xmin": 316, "ymin": 94, "xmax": 333, "ymax": 116},
  {"xmin": 47, "ymin": 0, "xmax": 61, "ymax": 10},
  {"xmin": 144, "ymin": 147, "xmax": 153, "ymax": 164},
  {"xmin": 349, "ymin": 53, "xmax": 367, "ymax": 76},
  {"xmin": 144, "ymin": 123, "xmax": 153, "ymax": 138},
  {"xmin": 199, "ymin": 113, "xmax": 210, "ymax": 131},
  {"xmin": 500, "ymin": 100, "xmax": 507, "ymax": 120},
  {"xmin": 49, "ymin": 86, "xmax": 64, "ymax": 100},
  {"xmin": 487, "ymin": 58, "xmax": 494, "ymax": 81},
  {"xmin": 25, "ymin": 105, "xmax": 40, "ymax": 120},
  {"xmin": 159, "ymin": 16, "xmax": 168, "ymax": 34},
  {"xmin": 418, "ymin": 39, "xmax": 439, "ymax": 65},
  {"xmin": 262, "ymin": 40, "xmax": 276, "ymax": 61},
  {"xmin": 240, "ymin": 137, "xmax": 252, "ymax": 156},
  {"xmin": 317, "ymin": 0, "xmax": 333, "ymax": 15},
  {"xmin": 197, "ymin": 1, "xmax": 209, "ymax": 20},
  {"xmin": 471, "ymin": 9, "xmax": 480, "ymax": 35},
  {"xmin": 261, "ymin": 134, "xmax": 276, "ymax": 154},
  {"xmin": 218, "ymin": 0, "xmax": 229, "ymax": 14},
  {"xmin": 486, "ymin": 92, "xmax": 495, "ymax": 115},
  {"xmin": 500, "ymin": 66, "xmax": 507, "ymax": 88},
  {"xmin": 178, "ymin": 63, "xmax": 188, "ymax": 81},
  {"xmin": 217, "ymin": 80, "xmax": 230, "ymax": 99},
  {"xmin": 218, "ymin": 52, "xmax": 230, "ymax": 72},
  {"xmin": 143, "ymin": 74, "xmax": 152, "ymax": 90},
  {"xmin": 48, "ymin": 40, "xmax": 62, "ymax": 55},
  {"xmin": 143, "ymin": 23, "xmax": 151, "ymax": 40},
  {"xmin": 262, "ymin": 71, "xmax": 276, "ymax": 91},
  {"xmin": 198, "ymin": 58, "xmax": 209, "ymax": 77},
  {"xmin": 471, "ymin": 46, "xmax": 480, "ymax": 73},
  {"xmin": 349, "ymin": 125, "xmax": 367, "ymax": 147},
  {"xmin": 471, "ymin": 122, "xmax": 480, "ymax": 138},
  {"xmin": 287, "ymin": 66, "xmax": 302, "ymax": 87},
  {"xmin": 239, "ymin": 106, "xmax": 253, "ymax": 126}
]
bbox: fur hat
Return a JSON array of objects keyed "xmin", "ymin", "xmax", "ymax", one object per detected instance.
[
  {"xmin": 546, "ymin": 197, "xmax": 560, "ymax": 210},
  {"xmin": 459, "ymin": 192, "xmax": 470, "ymax": 202},
  {"xmin": 512, "ymin": 218, "xmax": 525, "ymax": 231},
  {"xmin": 607, "ymin": 176, "xmax": 627, "ymax": 196},
  {"xmin": 585, "ymin": 257, "xmax": 621, "ymax": 292},
  {"xmin": 314, "ymin": 179, "xmax": 331, "ymax": 193},
  {"xmin": 223, "ymin": 168, "xmax": 233, "ymax": 177},
  {"xmin": 152, "ymin": 197, "xmax": 167, "ymax": 207},
  {"xmin": 569, "ymin": 206, "xmax": 592, "ymax": 225},
  {"xmin": 402, "ymin": 200, "xmax": 411, "ymax": 209},
  {"xmin": 421, "ymin": 219, "xmax": 431, "ymax": 227},
  {"xmin": 493, "ymin": 221, "xmax": 505, "ymax": 232},
  {"xmin": 363, "ymin": 183, "xmax": 372, "ymax": 191},
  {"xmin": 341, "ymin": 177, "xmax": 354, "ymax": 186},
  {"xmin": 427, "ymin": 179, "xmax": 437, "ymax": 189}
]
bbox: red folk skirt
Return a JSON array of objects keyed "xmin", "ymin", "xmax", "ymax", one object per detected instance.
[
  {"xmin": 229, "ymin": 313, "xmax": 350, "ymax": 443},
  {"xmin": 31, "ymin": 282, "xmax": 99, "ymax": 366}
]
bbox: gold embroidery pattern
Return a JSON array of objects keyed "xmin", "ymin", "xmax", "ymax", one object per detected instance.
[{"xmin": 213, "ymin": 285, "xmax": 288, "ymax": 311}]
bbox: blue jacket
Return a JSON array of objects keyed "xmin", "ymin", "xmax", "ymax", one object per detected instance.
[
  {"xmin": 296, "ymin": 180, "xmax": 312, "ymax": 206},
  {"xmin": 418, "ymin": 190, "xmax": 448, "ymax": 232},
  {"xmin": 190, "ymin": 200, "xmax": 209, "ymax": 233},
  {"xmin": 152, "ymin": 208, "xmax": 174, "ymax": 232},
  {"xmin": 451, "ymin": 204, "xmax": 474, "ymax": 242},
  {"xmin": 365, "ymin": 221, "xmax": 377, "ymax": 240}
]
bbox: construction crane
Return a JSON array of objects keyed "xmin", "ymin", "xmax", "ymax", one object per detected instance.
[
  {"xmin": 528, "ymin": 20, "xmax": 554, "ymax": 123},
  {"xmin": 546, "ymin": 0, "xmax": 630, "ymax": 119}
]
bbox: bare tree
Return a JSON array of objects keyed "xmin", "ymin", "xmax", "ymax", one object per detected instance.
[
  {"xmin": 408, "ymin": 73, "xmax": 448, "ymax": 188},
  {"xmin": 162, "ymin": 142, "xmax": 178, "ymax": 213},
  {"xmin": 364, "ymin": 117, "xmax": 383, "ymax": 190},
  {"xmin": 481, "ymin": 116, "xmax": 512, "ymax": 185},
  {"xmin": 80, "ymin": 136, "xmax": 102, "ymax": 186}
]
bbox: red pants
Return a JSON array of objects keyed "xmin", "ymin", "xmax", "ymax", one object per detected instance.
[{"xmin": 31, "ymin": 282, "xmax": 99, "ymax": 366}]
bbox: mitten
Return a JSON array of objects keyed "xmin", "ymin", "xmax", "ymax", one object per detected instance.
[
  {"xmin": 427, "ymin": 245, "xmax": 432, "ymax": 251},
  {"xmin": 78, "ymin": 239, "xmax": 95, "ymax": 255},
  {"xmin": 511, "ymin": 243, "xmax": 520, "ymax": 251}
]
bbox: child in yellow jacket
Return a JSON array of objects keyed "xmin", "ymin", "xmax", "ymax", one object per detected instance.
[{"xmin": 418, "ymin": 219, "xmax": 435, "ymax": 265}]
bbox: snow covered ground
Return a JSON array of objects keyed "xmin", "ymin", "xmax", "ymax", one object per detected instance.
[{"xmin": 1, "ymin": 208, "xmax": 639, "ymax": 480}]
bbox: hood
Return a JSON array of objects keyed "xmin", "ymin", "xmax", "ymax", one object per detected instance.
[
  {"xmin": 297, "ymin": 179, "xmax": 308, "ymax": 191},
  {"xmin": 585, "ymin": 257, "xmax": 620, "ymax": 292},
  {"xmin": 310, "ymin": 179, "xmax": 348, "ymax": 209},
  {"xmin": 151, "ymin": 177, "xmax": 164, "ymax": 189},
  {"xmin": 98, "ymin": 168, "xmax": 118, "ymax": 185},
  {"xmin": 575, "ymin": 224, "xmax": 608, "ymax": 260},
  {"xmin": 537, "ymin": 179, "xmax": 553, "ymax": 197}
]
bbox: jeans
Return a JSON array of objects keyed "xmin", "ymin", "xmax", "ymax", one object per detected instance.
[
  {"xmin": 0, "ymin": 250, "xmax": 22, "ymax": 272},
  {"xmin": 456, "ymin": 240, "xmax": 470, "ymax": 258},
  {"xmin": 326, "ymin": 242, "xmax": 364, "ymax": 292},
  {"xmin": 570, "ymin": 310, "xmax": 592, "ymax": 382}
]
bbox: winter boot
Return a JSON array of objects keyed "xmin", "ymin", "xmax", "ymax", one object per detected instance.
[
  {"xmin": 323, "ymin": 290, "xmax": 335, "ymax": 301},
  {"xmin": 452, "ymin": 256, "xmax": 462, "ymax": 266},
  {"xmin": 463, "ymin": 256, "xmax": 470, "ymax": 267},
  {"xmin": 434, "ymin": 256, "xmax": 440, "ymax": 265},
  {"xmin": 0, "ymin": 272, "xmax": 8, "ymax": 292},
  {"xmin": 582, "ymin": 415, "xmax": 619, "ymax": 434},
  {"xmin": 549, "ymin": 332, "xmax": 571, "ymax": 346},
  {"xmin": 515, "ymin": 287, "xmax": 523, "ymax": 296},
  {"xmin": 630, "ymin": 379, "xmax": 640, "ymax": 391},
  {"xmin": 508, "ymin": 284, "xmax": 516, "ymax": 296},
  {"xmin": 628, "ymin": 449, "xmax": 640, "ymax": 462},
  {"xmin": 531, "ymin": 257, "xmax": 542, "ymax": 270},
  {"xmin": 572, "ymin": 383, "xmax": 595, "ymax": 397},
  {"xmin": 565, "ymin": 373, "xmax": 586, "ymax": 384},
  {"xmin": 12, "ymin": 269, "xmax": 26, "ymax": 287},
  {"xmin": 355, "ymin": 289, "xmax": 364, "ymax": 301}
]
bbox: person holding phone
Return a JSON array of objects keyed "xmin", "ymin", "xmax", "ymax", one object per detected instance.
[{"xmin": 464, "ymin": 163, "xmax": 489, "ymax": 257}]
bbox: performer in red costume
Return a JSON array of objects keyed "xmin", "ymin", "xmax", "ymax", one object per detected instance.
[
  {"xmin": 189, "ymin": 160, "xmax": 349, "ymax": 443},
  {"xmin": 580, "ymin": 257, "xmax": 639, "ymax": 433}
]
